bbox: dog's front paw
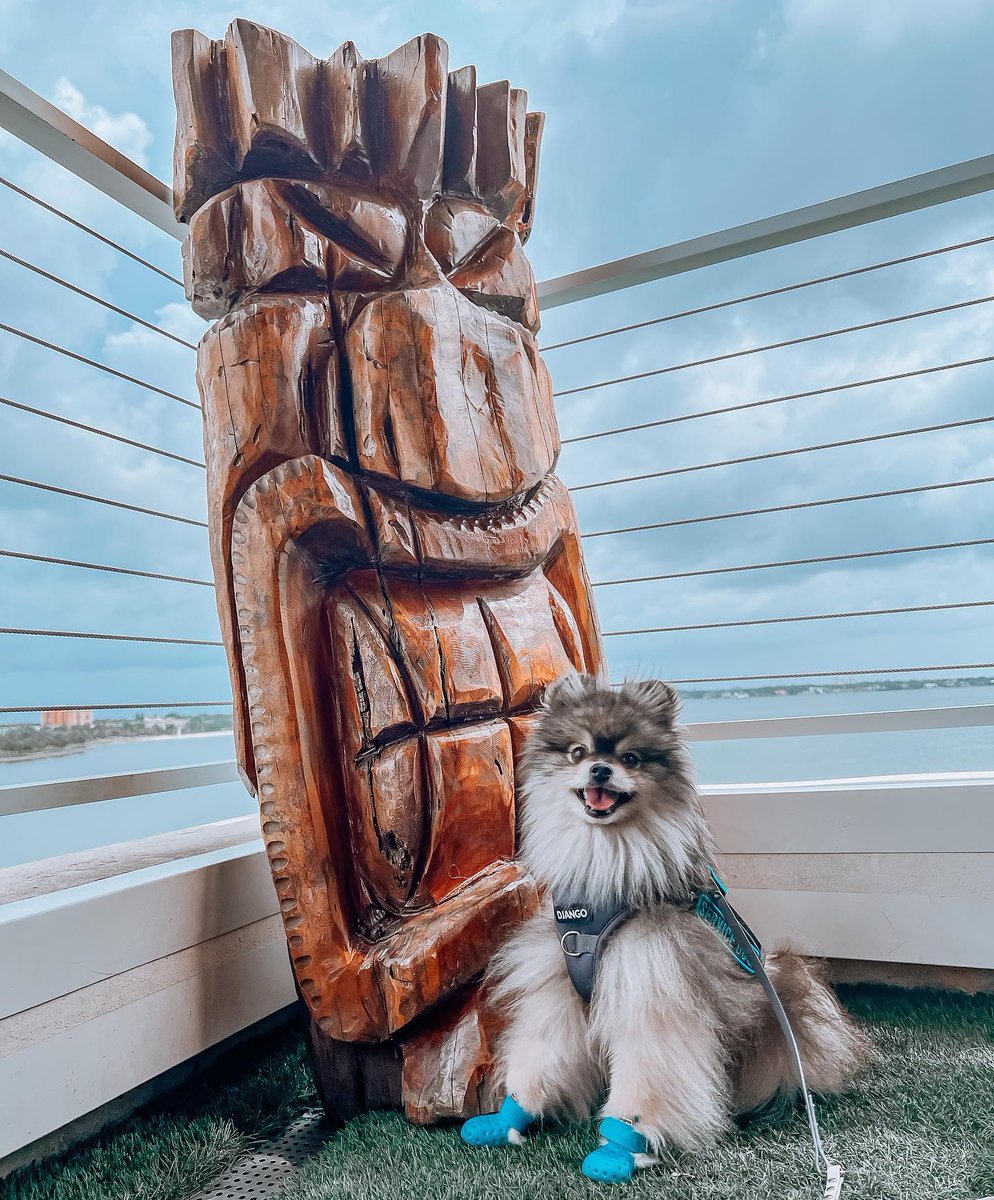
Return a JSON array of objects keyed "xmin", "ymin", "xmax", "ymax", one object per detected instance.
[
  {"xmin": 581, "ymin": 1118, "xmax": 657, "ymax": 1183},
  {"xmin": 460, "ymin": 1095, "xmax": 536, "ymax": 1147}
]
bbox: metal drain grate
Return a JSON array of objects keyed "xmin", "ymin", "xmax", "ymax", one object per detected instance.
[{"xmin": 194, "ymin": 1110, "xmax": 330, "ymax": 1199}]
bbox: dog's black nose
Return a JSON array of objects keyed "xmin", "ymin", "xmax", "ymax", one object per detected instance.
[{"xmin": 589, "ymin": 762, "xmax": 613, "ymax": 784}]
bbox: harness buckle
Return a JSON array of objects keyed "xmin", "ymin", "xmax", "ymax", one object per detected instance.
[{"xmin": 560, "ymin": 930, "xmax": 584, "ymax": 957}]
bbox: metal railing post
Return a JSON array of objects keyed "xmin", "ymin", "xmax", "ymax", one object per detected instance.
[{"xmin": 0, "ymin": 68, "xmax": 183, "ymax": 238}]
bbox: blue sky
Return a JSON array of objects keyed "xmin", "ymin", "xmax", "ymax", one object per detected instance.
[{"xmin": 0, "ymin": 0, "xmax": 992, "ymax": 717}]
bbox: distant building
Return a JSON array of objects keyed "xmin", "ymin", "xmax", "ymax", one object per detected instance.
[
  {"xmin": 141, "ymin": 715, "xmax": 190, "ymax": 734},
  {"xmin": 40, "ymin": 708, "xmax": 94, "ymax": 728}
]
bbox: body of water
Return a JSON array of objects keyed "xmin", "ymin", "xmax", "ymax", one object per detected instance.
[
  {"xmin": 1, "ymin": 686, "xmax": 991, "ymax": 869},
  {"xmin": 681, "ymin": 684, "xmax": 994, "ymax": 784},
  {"xmin": 0, "ymin": 732, "xmax": 247, "ymax": 869}
]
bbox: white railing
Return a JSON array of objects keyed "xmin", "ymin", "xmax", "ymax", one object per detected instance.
[
  {"xmin": 0, "ymin": 760, "xmax": 241, "ymax": 816},
  {"xmin": 1, "ymin": 66, "xmax": 993, "ymax": 1168},
  {"xmin": 538, "ymin": 154, "xmax": 994, "ymax": 307}
]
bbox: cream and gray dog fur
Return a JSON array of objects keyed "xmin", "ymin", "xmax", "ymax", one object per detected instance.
[{"xmin": 488, "ymin": 674, "xmax": 871, "ymax": 1153}]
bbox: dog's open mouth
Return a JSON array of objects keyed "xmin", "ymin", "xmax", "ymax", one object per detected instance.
[{"xmin": 574, "ymin": 787, "xmax": 633, "ymax": 819}]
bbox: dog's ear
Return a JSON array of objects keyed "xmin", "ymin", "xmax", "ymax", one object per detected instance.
[
  {"xmin": 544, "ymin": 670, "xmax": 594, "ymax": 709},
  {"xmin": 628, "ymin": 678, "xmax": 680, "ymax": 724}
]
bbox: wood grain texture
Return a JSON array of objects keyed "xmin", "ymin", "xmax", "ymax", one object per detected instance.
[
  {"xmin": 401, "ymin": 989, "xmax": 505, "ymax": 1124},
  {"xmin": 173, "ymin": 21, "xmax": 602, "ymax": 1124}
]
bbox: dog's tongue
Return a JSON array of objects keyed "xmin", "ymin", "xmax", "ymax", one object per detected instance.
[{"xmin": 584, "ymin": 787, "xmax": 615, "ymax": 811}]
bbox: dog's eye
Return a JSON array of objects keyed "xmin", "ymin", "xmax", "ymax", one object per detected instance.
[
  {"xmin": 568, "ymin": 745, "xmax": 587, "ymax": 763},
  {"xmin": 619, "ymin": 751, "xmax": 641, "ymax": 769}
]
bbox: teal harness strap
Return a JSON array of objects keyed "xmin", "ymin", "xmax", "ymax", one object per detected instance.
[{"xmin": 694, "ymin": 866, "xmax": 763, "ymax": 974}]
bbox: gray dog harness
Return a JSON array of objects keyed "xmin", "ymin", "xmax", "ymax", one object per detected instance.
[
  {"xmin": 552, "ymin": 897, "xmax": 634, "ymax": 1003},
  {"xmin": 553, "ymin": 869, "xmax": 761, "ymax": 1004}
]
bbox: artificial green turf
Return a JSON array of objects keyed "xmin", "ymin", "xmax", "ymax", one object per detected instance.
[
  {"xmin": 5, "ymin": 986, "xmax": 993, "ymax": 1200},
  {"xmin": 276, "ymin": 986, "xmax": 994, "ymax": 1200}
]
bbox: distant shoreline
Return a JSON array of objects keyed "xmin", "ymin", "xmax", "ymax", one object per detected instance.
[
  {"xmin": 0, "ymin": 729, "xmax": 233, "ymax": 765},
  {"xmin": 677, "ymin": 677, "xmax": 994, "ymax": 699},
  {"xmin": 0, "ymin": 745, "xmax": 87, "ymax": 764}
]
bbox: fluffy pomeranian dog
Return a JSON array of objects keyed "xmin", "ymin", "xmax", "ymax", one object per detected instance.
[{"xmin": 470, "ymin": 674, "xmax": 870, "ymax": 1172}]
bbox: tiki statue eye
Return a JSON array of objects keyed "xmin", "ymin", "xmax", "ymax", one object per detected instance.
[
  {"xmin": 619, "ymin": 751, "xmax": 641, "ymax": 769},
  {"xmin": 568, "ymin": 745, "xmax": 587, "ymax": 763}
]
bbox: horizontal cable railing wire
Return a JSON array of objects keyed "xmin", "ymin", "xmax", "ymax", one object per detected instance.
[
  {"xmin": 572, "ymin": 414, "xmax": 994, "ymax": 493},
  {"xmin": 0, "ymin": 395, "xmax": 206, "ymax": 468},
  {"xmin": 8, "ymin": 465, "xmax": 968, "ymax": 539},
  {"xmin": 666, "ymin": 664, "xmax": 994, "ymax": 685},
  {"xmin": 0, "ymin": 548, "xmax": 212, "ymax": 586},
  {"xmin": 0, "ymin": 321, "xmax": 199, "ymax": 408},
  {"xmin": 0, "ymin": 473, "xmax": 207, "ymax": 527},
  {"xmin": 561, "ymin": 354, "xmax": 994, "ymax": 445},
  {"xmin": 541, "ymin": 233, "xmax": 994, "ymax": 353},
  {"xmin": 0, "ymin": 701, "xmax": 231, "ymax": 714},
  {"xmin": 39, "ymin": 457, "xmax": 988, "ymax": 537},
  {"xmin": 553, "ymin": 294, "xmax": 994, "ymax": 399},
  {"xmin": 583, "ymin": 476, "xmax": 994, "ymax": 539},
  {"xmin": 603, "ymin": 599, "xmax": 993, "ymax": 637},
  {"xmin": 591, "ymin": 537, "xmax": 994, "ymax": 587},
  {"xmin": 0, "ymin": 175, "xmax": 184, "ymax": 286},
  {"xmin": 0, "ymin": 627, "xmax": 223, "ymax": 646},
  {"xmin": 0, "ymin": 248, "xmax": 197, "ymax": 349}
]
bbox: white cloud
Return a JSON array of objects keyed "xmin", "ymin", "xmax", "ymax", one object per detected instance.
[
  {"xmin": 774, "ymin": 0, "xmax": 990, "ymax": 49},
  {"xmin": 465, "ymin": 0, "xmax": 726, "ymax": 58},
  {"xmin": 50, "ymin": 78, "xmax": 153, "ymax": 167},
  {"xmin": 103, "ymin": 301, "xmax": 207, "ymax": 354},
  {"xmin": 564, "ymin": 0, "xmax": 630, "ymax": 42}
]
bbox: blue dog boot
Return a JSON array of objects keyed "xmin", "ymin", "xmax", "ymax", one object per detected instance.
[
  {"xmin": 460, "ymin": 1094, "xmax": 536, "ymax": 1147},
  {"xmin": 581, "ymin": 1117, "xmax": 654, "ymax": 1184}
]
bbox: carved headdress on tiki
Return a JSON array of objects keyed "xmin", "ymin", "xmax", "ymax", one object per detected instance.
[{"xmin": 172, "ymin": 21, "xmax": 603, "ymax": 1123}]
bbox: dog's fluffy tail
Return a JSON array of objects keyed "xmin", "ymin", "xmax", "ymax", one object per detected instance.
[{"xmin": 734, "ymin": 951, "xmax": 873, "ymax": 1113}]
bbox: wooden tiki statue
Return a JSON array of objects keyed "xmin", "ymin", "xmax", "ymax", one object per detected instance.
[{"xmin": 171, "ymin": 21, "xmax": 603, "ymax": 1123}]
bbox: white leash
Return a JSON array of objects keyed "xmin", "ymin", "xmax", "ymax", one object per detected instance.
[{"xmin": 711, "ymin": 892, "xmax": 844, "ymax": 1200}]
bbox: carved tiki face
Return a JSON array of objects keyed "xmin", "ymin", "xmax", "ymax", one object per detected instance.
[
  {"xmin": 181, "ymin": 27, "xmax": 552, "ymax": 504},
  {"xmin": 173, "ymin": 22, "xmax": 602, "ymax": 1100}
]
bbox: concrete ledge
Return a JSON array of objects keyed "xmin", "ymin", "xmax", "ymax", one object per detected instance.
[
  {"xmin": 1, "ymin": 1003, "xmax": 300, "ymax": 1177},
  {"xmin": 0, "ymin": 816, "xmax": 260, "ymax": 904},
  {"xmin": 0, "ymin": 822, "xmax": 296, "ymax": 1165}
]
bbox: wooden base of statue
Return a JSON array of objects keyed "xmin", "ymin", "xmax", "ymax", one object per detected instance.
[
  {"xmin": 307, "ymin": 984, "xmax": 504, "ymax": 1126},
  {"xmin": 171, "ymin": 20, "xmax": 603, "ymax": 1122},
  {"xmin": 307, "ymin": 1022, "xmax": 402, "ymax": 1127}
]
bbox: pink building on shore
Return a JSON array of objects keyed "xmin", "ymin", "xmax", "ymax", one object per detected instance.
[{"xmin": 39, "ymin": 709, "xmax": 94, "ymax": 729}]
